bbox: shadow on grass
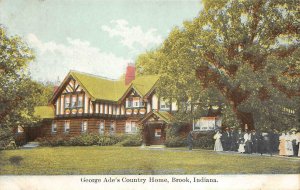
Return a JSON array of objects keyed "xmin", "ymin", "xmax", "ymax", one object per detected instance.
[{"xmin": 9, "ymin": 155, "xmax": 23, "ymax": 166}]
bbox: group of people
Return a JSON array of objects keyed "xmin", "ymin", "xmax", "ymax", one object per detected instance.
[{"xmin": 213, "ymin": 127, "xmax": 300, "ymax": 157}]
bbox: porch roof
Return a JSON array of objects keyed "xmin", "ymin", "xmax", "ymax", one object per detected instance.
[{"xmin": 140, "ymin": 111, "xmax": 174, "ymax": 124}]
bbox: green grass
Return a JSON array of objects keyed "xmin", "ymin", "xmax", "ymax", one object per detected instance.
[{"xmin": 0, "ymin": 146, "xmax": 299, "ymax": 175}]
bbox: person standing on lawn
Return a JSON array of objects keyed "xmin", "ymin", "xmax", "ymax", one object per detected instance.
[
  {"xmin": 213, "ymin": 130, "xmax": 223, "ymax": 152},
  {"xmin": 237, "ymin": 129, "xmax": 245, "ymax": 153},
  {"xmin": 290, "ymin": 129, "xmax": 298, "ymax": 156},
  {"xmin": 222, "ymin": 127, "xmax": 231, "ymax": 151},
  {"xmin": 187, "ymin": 132, "xmax": 194, "ymax": 151},
  {"xmin": 244, "ymin": 130, "xmax": 252, "ymax": 154},
  {"xmin": 231, "ymin": 127, "xmax": 238, "ymax": 151},
  {"xmin": 285, "ymin": 131, "xmax": 294, "ymax": 156},
  {"xmin": 296, "ymin": 130, "xmax": 300, "ymax": 157},
  {"xmin": 251, "ymin": 130, "xmax": 259, "ymax": 153},
  {"xmin": 278, "ymin": 132, "xmax": 286, "ymax": 156}
]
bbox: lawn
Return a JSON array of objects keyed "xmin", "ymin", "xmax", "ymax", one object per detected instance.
[{"xmin": 0, "ymin": 146, "xmax": 299, "ymax": 175}]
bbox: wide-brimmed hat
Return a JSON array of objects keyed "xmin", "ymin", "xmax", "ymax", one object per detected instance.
[{"xmin": 290, "ymin": 128, "xmax": 297, "ymax": 132}]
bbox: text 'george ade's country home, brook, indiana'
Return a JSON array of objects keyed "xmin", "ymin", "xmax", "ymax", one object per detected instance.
[{"xmin": 18, "ymin": 64, "xmax": 227, "ymax": 145}]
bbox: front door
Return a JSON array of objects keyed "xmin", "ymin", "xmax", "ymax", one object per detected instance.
[{"xmin": 149, "ymin": 125, "xmax": 166, "ymax": 145}]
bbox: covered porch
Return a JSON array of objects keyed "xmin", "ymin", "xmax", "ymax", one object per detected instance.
[{"xmin": 139, "ymin": 111, "xmax": 173, "ymax": 146}]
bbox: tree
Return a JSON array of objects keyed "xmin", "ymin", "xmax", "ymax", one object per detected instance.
[
  {"xmin": 0, "ymin": 25, "xmax": 47, "ymax": 146},
  {"xmin": 136, "ymin": 0, "xmax": 299, "ymax": 131}
]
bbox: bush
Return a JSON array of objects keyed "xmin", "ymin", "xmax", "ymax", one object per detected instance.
[
  {"xmin": 120, "ymin": 135, "xmax": 142, "ymax": 146},
  {"xmin": 36, "ymin": 136, "xmax": 67, "ymax": 146},
  {"xmin": 164, "ymin": 136, "xmax": 186, "ymax": 147},
  {"xmin": 36, "ymin": 134, "xmax": 126, "ymax": 147},
  {"xmin": 192, "ymin": 131, "xmax": 215, "ymax": 150}
]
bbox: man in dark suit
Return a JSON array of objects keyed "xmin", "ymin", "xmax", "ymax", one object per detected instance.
[
  {"xmin": 221, "ymin": 127, "xmax": 232, "ymax": 151},
  {"xmin": 251, "ymin": 130, "xmax": 259, "ymax": 153},
  {"xmin": 230, "ymin": 127, "xmax": 238, "ymax": 151}
]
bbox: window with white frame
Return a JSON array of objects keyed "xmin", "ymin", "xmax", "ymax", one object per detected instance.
[
  {"xmin": 193, "ymin": 117, "xmax": 216, "ymax": 131},
  {"xmin": 160, "ymin": 99, "xmax": 170, "ymax": 110},
  {"xmin": 52, "ymin": 121, "xmax": 57, "ymax": 133},
  {"xmin": 17, "ymin": 126, "xmax": 24, "ymax": 133},
  {"xmin": 125, "ymin": 121, "xmax": 137, "ymax": 134},
  {"xmin": 71, "ymin": 95, "xmax": 77, "ymax": 108},
  {"xmin": 64, "ymin": 121, "xmax": 70, "ymax": 133},
  {"xmin": 77, "ymin": 95, "xmax": 83, "ymax": 107},
  {"xmin": 126, "ymin": 98, "xmax": 133, "ymax": 108},
  {"xmin": 110, "ymin": 121, "xmax": 116, "ymax": 135},
  {"xmin": 99, "ymin": 121, "xmax": 105, "ymax": 135},
  {"xmin": 65, "ymin": 96, "xmax": 70, "ymax": 108},
  {"xmin": 81, "ymin": 120, "xmax": 88, "ymax": 133}
]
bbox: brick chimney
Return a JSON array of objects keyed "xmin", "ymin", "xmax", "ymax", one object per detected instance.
[{"xmin": 125, "ymin": 63, "xmax": 135, "ymax": 85}]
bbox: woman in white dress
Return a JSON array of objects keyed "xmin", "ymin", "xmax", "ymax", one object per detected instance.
[
  {"xmin": 278, "ymin": 132, "xmax": 286, "ymax": 156},
  {"xmin": 285, "ymin": 132, "xmax": 294, "ymax": 156},
  {"xmin": 213, "ymin": 131, "xmax": 223, "ymax": 151},
  {"xmin": 237, "ymin": 130, "xmax": 245, "ymax": 153}
]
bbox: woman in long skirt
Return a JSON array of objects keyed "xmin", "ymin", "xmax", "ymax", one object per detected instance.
[
  {"xmin": 213, "ymin": 131, "xmax": 223, "ymax": 151},
  {"xmin": 278, "ymin": 132, "xmax": 286, "ymax": 156},
  {"xmin": 285, "ymin": 132, "xmax": 294, "ymax": 156},
  {"xmin": 237, "ymin": 130, "xmax": 245, "ymax": 153}
]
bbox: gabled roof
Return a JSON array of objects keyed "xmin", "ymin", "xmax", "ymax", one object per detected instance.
[
  {"xmin": 50, "ymin": 70, "xmax": 159, "ymax": 103},
  {"xmin": 34, "ymin": 106, "xmax": 55, "ymax": 119},
  {"xmin": 140, "ymin": 111, "xmax": 174, "ymax": 124}
]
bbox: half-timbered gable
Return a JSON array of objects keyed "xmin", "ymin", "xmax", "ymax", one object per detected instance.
[{"xmin": 33, "ymin": 68, "xmax": 181, "ymax": 145}]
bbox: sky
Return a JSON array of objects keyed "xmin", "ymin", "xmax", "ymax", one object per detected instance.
[{"xmin": 0, "ymin": 0, "xmax": 202, "ymax": 82}]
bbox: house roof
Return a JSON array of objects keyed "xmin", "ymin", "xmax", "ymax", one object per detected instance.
[
  {"xmin": 140, "ymin": 111, "xmax": 174, "ymax": 124},
  {"xmin": 34, "ymin": 106, "xmax": 55, "ymax": 119},
  {"xmin": 50, "ymin": 70, "xmax": 159, "ymax": 103}
]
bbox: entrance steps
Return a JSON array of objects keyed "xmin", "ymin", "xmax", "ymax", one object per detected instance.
[
  {"xmin": 140, "ymin": 144, "xmax": 166, "ymax": 149},
  {"xmin": 22, "ymin": 141, "xmax": 40, "ymax": 149}
]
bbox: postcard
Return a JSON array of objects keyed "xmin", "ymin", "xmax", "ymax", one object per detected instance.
[{"xmin": 0, "ymin": 0, "xmax": 299, "ymax": 189}]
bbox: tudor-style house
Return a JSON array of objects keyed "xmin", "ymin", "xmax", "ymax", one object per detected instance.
[{"xmin": 34, "ymin": 65, "xmax": 179, "ymax": 145}]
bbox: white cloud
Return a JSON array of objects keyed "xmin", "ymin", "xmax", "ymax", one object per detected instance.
[
  {"xmin": 26, "ymin": 33, "xmax": 131, "ymax": 82},
  {"xmin": 101, "ymin": 19, "xmax": 163, "ymax": 50}
]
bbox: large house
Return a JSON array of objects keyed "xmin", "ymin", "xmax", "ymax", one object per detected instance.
[{"xmin": 33, "ymin": 65, "xmax": 181, "ymax": 145}]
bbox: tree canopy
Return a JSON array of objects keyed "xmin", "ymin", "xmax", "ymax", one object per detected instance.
[
  {"xmin": 0, "ymin": 25, "xmax": 53, "ymax": 144},
  {"xmin": 136, "ymin": 0, "xmax": 300, "ymax": 131}
]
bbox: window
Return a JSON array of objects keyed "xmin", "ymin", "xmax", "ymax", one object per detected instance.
[
  {"xmin": 81, "ymin": 121, "xmax": 88, "ymax": 133},
  {"xmin": 160, "ymin": 99, "xmax": 171, "ymax": 110},
  {"xmin": 155, "ymin": 128, "xmax": 161, "ymax": 137},
  {"xmin": 71, "ymin": 95, "xmax": 77, "ymax": 108},
  {"xmin": 125, "ymin": 121, "xmax": 137, "ymax": 134},
  {"xmin": 110, "ymin": 122, "xmax": 115, "ymax": 135},
  {"xmin": 193, "ymin": 119, "xmax": 201, "ymax": 131},
  {"xmin": 65, "ymin": 96, "xmax": 70, "ymax": 108},
  {"xmin": 52, "ymin": 121, "xmax": 57, "ymax": 133},
  {"xmin": 78, "ymin": 95, "xmax": 83, "ymax": 107},
  {"xmin": 193, "ymin": 117, "xmax": 217, "ymax": 131},
  {"xmin": 99, "ymin": 121, "xmax": 105, "ymax": 135},
  {"xmin": 126, "ymin": 98, "xmax": 133, "ymax": 108},
  {"xmin": 17, "ymin": 126, "xmax": 24, "ymax": 133},
  {"xmin": 64, "ymin": 121, "xmax": 70, "ymax": 133}
]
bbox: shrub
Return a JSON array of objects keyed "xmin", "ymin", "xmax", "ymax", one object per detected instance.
[
  {"xmin": 120, "ymin": 135, "xmax": 142, "ymax": 146},
  {"xmin": 36, "ymin": 136, "xmax": 67, "ymax": 146},
  {"xmin": 36, "ymin": 134, "xmax": 126, "ymax": 147},
  {"xmin": 164, "ymin": 136, "xmax": 186, "ymax": 147},
  {"xmin": 192, "ymin": 131, "xmax": 215, "ymax": 150}
]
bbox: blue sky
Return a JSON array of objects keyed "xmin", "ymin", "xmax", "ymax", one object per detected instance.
[{"xmin": 0, "ymin": 0, "xmax": 202, "ymax": 82}]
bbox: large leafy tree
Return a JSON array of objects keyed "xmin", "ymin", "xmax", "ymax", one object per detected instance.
[
  {"xmin": 0, "ymin": 25, "xmax": 49, "ymax": 145},
  {"xmin": 136, "ymin": 0, "xmax": 299, "ymax": 131}
]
